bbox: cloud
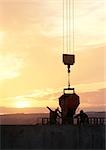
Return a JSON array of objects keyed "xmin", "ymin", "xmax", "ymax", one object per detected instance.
[
  {"xmin": 0, "ymin": 53, "xmax": 24, "ymax": 80},
  {"xmin": 0, "ymin": 0, "xmax": 105, "ymax": 48},
  {"xmin": 71, "ymin": 46, "xmax": 105, "ymax": 85},
  {"xmin": 0, "ymin": 87, "xmax": 105, "ymax": 112},
  {"xmin": 79, "ymin": 88, "xmax": 106, "ymax": 104}
]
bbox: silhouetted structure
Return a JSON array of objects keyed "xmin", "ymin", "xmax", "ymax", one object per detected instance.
[
  {"xmin": 59, "ymin": 88, "xmax": 80, "ymax": 124},
  {"xmin": 59, "ymin": 53, "xmax": 80, "ymax": 124}
]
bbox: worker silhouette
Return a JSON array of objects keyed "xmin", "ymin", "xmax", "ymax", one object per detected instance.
[
  {"xmin": 47, "ymin": 106, "xmax": 60, "ymax": 125},
  {"xmin": 74, "ymin": 110, "xmax": 89, "ymax": 125}
]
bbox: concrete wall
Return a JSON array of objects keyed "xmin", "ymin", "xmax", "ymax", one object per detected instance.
[{"xmin": 1, "ymin": 125, "xmax": 105, "ymax": 149}]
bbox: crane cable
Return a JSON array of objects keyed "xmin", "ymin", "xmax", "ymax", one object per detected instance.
[
  {"xmin": 72, "ymin": 0, "xmax": 75, "ymax": 54},
  {"xmin": 63, "ymin": 0, "xmax": 75, "ymax": 54}
]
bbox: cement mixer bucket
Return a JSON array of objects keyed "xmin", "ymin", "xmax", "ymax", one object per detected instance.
[{"xmin": 59, "ymin": 88, "xmax": 80, "ymax": 124}]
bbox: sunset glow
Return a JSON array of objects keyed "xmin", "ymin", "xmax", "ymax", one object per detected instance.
[
  {"xmin": 0, "ymin": 0, "xmax": 105, "ymax": 113},
  {"xmin": 16, "ymin": 101, "xmax": 30, "ymax": 108}
]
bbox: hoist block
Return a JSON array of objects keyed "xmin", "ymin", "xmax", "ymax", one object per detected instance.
[{"xmin": 63, "ymin": 54, "xmax": 75, "ymax": 65}]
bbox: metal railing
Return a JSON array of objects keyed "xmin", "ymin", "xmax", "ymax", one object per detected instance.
[{"xmin": 40, "ymin": 117, "xmax": 106, "ymax": 125}]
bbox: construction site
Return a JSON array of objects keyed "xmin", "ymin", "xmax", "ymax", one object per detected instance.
[{"xmin": 1, "ymin": 0, "xmax": 105, "ymax": 149}]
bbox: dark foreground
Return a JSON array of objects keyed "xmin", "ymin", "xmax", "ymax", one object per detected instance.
[{"xmin": 1, "ymin": 125, "xmax": 105, "ymax": 149}]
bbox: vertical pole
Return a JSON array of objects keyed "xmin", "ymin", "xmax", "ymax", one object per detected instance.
[{"xmin": 67, "ymin": 65, "xmax": 70, "ymax": 88}]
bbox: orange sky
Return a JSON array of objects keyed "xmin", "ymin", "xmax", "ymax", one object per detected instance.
[{"xmin": 0, "ymin": 0, "xmax": 105, "ymax": 113}]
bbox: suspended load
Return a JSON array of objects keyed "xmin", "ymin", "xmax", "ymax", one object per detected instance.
[
  {"xmin": 58, "ymin": 0, "xmax": 80, "ymax": 125},
  {"xmin": 59, "ymin": 88, "xmax": 80, "ymax": 124}
]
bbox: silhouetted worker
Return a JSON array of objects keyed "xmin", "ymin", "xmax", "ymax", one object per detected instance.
[
  {"xmin": 74, "ymin": 110, "xmax": 89, "ymax": 125},
  {"xmin": 47, "ymin": 106, "xmax": 60, "ymax": 125}
]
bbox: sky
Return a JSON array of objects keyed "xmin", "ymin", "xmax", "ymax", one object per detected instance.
[{"xmin": 0, "ymin": 0, "xmax": 105, "ymax": 113}]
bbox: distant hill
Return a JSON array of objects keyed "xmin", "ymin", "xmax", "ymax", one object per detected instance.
[
  {"xmin": 86, "ymin": 111, "xmax": 106, "ymax": 118},
  {"xmin": 0, "ymin": 113, "xmax": 49, "ymax": 125},
  {"xmin": 0, "ymin": 107, "xmax": 48, "ymax": 114},
  {"xmin": 0, "ymin": 112, "xmax": 106, "ymax": 125}
]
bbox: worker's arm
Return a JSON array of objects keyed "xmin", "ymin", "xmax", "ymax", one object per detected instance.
[{"xmin": 47, "ymin": 106, "xmax": 52, "ymax": 112}]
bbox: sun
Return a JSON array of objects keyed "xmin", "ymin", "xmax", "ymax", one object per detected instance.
[{"xmin": 16, "ymin": 101, "xmax": 30, "ymax": 108}]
